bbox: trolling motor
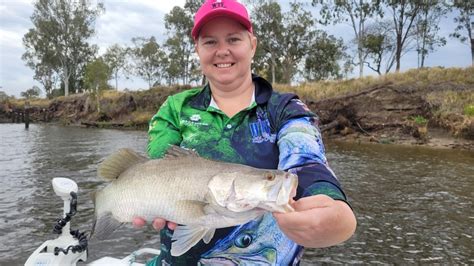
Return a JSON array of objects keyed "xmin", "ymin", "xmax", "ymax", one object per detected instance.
[{"xmin": 25, "ymin": 178, "xmax": 88, "ymax": 266}]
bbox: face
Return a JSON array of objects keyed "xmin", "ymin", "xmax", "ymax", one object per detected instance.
[{"xmin": 195, "ymin": 17, "xmax": 257, "ymax": 88}]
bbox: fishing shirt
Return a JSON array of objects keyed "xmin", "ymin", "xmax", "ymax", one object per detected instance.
[{"xmin": 147, "ymin": 75, "xmax": 348, "ymax": 265}]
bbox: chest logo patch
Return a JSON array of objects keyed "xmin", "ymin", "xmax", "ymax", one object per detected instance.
[
  {"xmin": 190, "ymin": 114, "xmax": 201, "ymax": 122},
  {"xmin": 181, "ymin": 114, "xmax": 209, "ymax": 127}
]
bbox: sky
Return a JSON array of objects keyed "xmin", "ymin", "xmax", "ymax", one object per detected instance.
[{"xmin": 0, "ymin": 0, "xmax": 472, "ymax": 98}]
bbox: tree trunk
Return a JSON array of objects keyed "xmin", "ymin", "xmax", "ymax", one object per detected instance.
[
  {"xmin": 115, "ymin": 71, "xmax": 118, "ymax": 90},
  {"xmin": 96, "ymin": 84, "xmax": 101, "ymax": 113},
  {"xmin": 396, "ymin": 33, "xmax": 402, "ymax": 72},
  {"xmin": 471, "ymin": 38, "xmax": 474, "ymax": 66},
  {"xmin": 271, "ymin": 54, "xmax": 276, "ymax": 84},
  {"xmin": 357, "ymin": 23, "xmax": 364, "ymax": 77},
  {"xmin": 420, "ymin": 34, "xmax": 426, "ymax": 68},
  {"xmin": 64, "ymin": 67, "xmax": 69, "ymax": 96}
]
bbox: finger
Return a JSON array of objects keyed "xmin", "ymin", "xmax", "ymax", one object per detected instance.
[
  {"xmin": 273, "ymin": 210, "xmax": 314, "ymax": 229},
  {"xmin": 292, "ymin": 194, "xmax": 334, "ymax": 211},
  {"xmin": 167, "ymin": 222, "xmax": 178, "ymax": 230},
  {"xmin": 273, "ymin": 196, "xmax": 334, "ymax": 229},
  {"xmin": 132, "ymin": 217, "xmax": 146, "ymax": 228},
  {"xmin": 152, "ymin": 219, "xmax": 167, "ymax": 231}
]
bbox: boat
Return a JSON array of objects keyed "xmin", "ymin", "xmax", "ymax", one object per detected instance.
[{"xmin": 25, "ymin": 178, "xmax": 160, "ymax": 266}]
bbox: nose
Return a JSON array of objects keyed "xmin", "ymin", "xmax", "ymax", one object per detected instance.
[{"xmin": 216, "ymin": 43, "xmax": 230, "ymax": 58}]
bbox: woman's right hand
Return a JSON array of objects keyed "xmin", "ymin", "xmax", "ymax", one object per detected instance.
[{"xmin": 132, "ymin": 217, "xmax": 177, "ymax": 231}]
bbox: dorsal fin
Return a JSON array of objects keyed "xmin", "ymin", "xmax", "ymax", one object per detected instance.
[
  {"xmin": 98, "ymin": 148, "xmax": 147, "ymax": 181},
  {"xmin": 164, "ymin": 145, "xmax": 199, "ymax": 159}
]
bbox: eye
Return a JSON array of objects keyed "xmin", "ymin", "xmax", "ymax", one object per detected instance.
[
  {"xmin": 265, "ymin": 172, "xmax": 275, "ymax": 181},
  {"xmin": 228, "ymin": 37, "xmax": 241, "ymax": 44},
  {"xmin": 203, "ymin": 39, "xmax": 216, "ymax": 46},
  {"xmin": 234, "ymin": 233, "xmax": 253, "ymax": 248}
]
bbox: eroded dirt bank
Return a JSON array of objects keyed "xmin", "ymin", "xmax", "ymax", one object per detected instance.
[
  {"xmin": 2, "ymin": 69, "xmax": 473, "ymax": 151},
  {"xmin": 307, "ymin": 81, "xmax": 473, "ymax": 150}
]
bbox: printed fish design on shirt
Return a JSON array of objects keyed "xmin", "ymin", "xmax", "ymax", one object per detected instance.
[{"xmin": 198, "ymin": 213, "xmax": 300, "ymax": 265}]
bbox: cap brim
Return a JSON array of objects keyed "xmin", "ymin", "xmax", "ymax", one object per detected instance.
[{"xmin": 192, "ymin": 11, "xmax": 252, "ymax": 39}]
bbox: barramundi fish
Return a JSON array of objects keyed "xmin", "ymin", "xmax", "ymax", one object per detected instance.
[{"xmin": 91, "ymin": 146, "xmax": 298, "ymax": 256}]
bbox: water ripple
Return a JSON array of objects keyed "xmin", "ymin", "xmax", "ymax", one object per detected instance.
[{"xmin": 0, "ymin": 125, "xmax": 473, "ymax": 264}]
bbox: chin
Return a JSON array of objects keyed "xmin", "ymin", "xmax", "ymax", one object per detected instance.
[{"xmin": 208, "ymin": 75, "xmax": 238, "ymax": 86}]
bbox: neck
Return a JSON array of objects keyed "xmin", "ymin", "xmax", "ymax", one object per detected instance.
[{"xmin": 209, "ymin": 75, "xmax": 254, "ymax": 118}]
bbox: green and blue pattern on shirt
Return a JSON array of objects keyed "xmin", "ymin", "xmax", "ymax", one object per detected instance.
[{"xmin": 147, "ymin": 75, "xmax": 348, "ymax": 265}]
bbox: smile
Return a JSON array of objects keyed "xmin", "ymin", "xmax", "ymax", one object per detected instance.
[{"xmin": 215, "ymin": 63, "xmax": 234, "ymax": 68}]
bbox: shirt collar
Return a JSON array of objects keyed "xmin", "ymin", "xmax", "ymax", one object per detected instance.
[
  {"xmin": 188, "ymin": 74, "xmax": 273, "ymax": 110},
  {"xmin": 209, "ymin": 87, "xmax": 256, "ymax": 110}
]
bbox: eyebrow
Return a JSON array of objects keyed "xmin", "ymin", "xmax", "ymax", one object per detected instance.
[{"xmin": 200, "ymin": 31, "xmax": 244, "ymax": 39}]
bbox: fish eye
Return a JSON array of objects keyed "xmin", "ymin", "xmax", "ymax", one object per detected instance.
[
  {"xmin": 235, "ymin": 233, "xmax": 253, "ymax": 248},
  {"xmin": 265, "ymin": 172, "xmax": 275, "ymax": 181}
]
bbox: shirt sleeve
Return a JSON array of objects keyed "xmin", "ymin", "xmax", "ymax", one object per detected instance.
[
  {"xmin": 276, "ymin": 99, "xmax": 348, "ymax": 203},
  {"xmin": 147, "ymin": 96, "xmax": 183, "ymax": 159}
]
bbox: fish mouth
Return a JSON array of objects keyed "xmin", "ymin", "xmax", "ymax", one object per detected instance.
[
  {"xmin": 199, "ymin": 257, "xmax": 237, "ymax": 266},
  {"xmin": 259, "ymin": 172, "xmax": 297, "ymax": 213},
  {"xmin": 199, "ymin": 256, "xmax": 272, "ymax": 266},
  {"xmin": 199, "ymin": 248, "xmax": 276, "ymax": 265}
]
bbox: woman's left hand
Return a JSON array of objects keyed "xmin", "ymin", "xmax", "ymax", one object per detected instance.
[{"xmin": 273, "ymin": 194, "xmax": 356, "ymax": 248}]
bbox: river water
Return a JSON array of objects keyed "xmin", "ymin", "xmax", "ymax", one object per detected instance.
[{"xmin": 0, "ymin": 124, "xmax": 472, "ymax": 265}]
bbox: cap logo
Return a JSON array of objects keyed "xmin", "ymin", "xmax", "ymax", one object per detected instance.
[{"xmin": 212, "ymin": 0, "xmax": 224, "ymax": 9}]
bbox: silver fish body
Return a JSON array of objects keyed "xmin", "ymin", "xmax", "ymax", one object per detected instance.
[{"xmin": 92, "ymin": 146, "xmax": 298, "ymax": 256}]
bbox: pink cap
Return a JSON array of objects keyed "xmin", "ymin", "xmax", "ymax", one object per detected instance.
[{"xmin": 192, "ymin": 0, "xmax": 253, "ymax": 39}]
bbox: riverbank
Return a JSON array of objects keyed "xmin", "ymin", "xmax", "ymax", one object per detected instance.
[{"xmin": 1, "ymin": 67, "xmax": 473, "ymax": 151}]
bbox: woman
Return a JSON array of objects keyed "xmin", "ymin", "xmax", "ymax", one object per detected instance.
[{"xmin": 136, "ymin": 0, "xmax": 356, "ymax": 264}]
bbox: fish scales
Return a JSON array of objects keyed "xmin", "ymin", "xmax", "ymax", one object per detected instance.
[{"xmin": 98, "ymin": 157, "xmax": 221, "ymax": 223}]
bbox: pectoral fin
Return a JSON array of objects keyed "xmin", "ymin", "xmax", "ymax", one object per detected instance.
[
  {"xmin": 203, "ymin": 228, "xmax": 216, "ymax": 244},
  {"xmin": 171, "ymin": 225, "xmax": 214, "ymax": 256},
  {"xmin": 90, "ymin": 212, "xmax": 124, "ymax": 239}
]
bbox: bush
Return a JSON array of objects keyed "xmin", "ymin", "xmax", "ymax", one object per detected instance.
[
  {"xmin": 410, "ymin": 115, "xmax": 428, "ymax": 125},
  {"xmin": 464, "ymin": 105, "xmax": 474, "ymax": 117}
]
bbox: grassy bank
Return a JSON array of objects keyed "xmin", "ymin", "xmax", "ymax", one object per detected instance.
[
  {"xmin": 276, "ymin": 66, "xmax": 473, "ymax": 103},
  {"xmin": 2, "ymin": 67, "xmax": 473, "ymax": 145}
]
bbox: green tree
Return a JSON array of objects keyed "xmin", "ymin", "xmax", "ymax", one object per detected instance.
[
  {"xmin": 33, "ymin": 64, "xmax": 58, "ymax": 99},
  {"xmin": 281, "ymin": 2, "xmax": 318, "ymax": 83},
  {"xmin": 163, "ymin": 3, "xmax": 201, "ymax": 85},
  {"xmin": 362, "ymin": 20, "xmax": 396, "ymax": 75},
  {"xmin": 251, "ymin": 1, "xmax": 284, "ymax": 83},
  {"xmin": 415, "ymin": 1, "xmax": 447, "ymax": 68},
  {"xmin": 450, "ymin": 1, "xmax": 473, "ymax": 66},
  {"xmin": 21, "ymin": 86, "xmax": 41, "ymax": 99},
  {"xmin": 84, "ymin": 57, "xmax": 111, "ymax": 113},
  {"xmin": 0, "ymin": 91, "xmax": 9, "ymax": 101},
  {"xmin": 22, "ymin": 0, "xmax": 103, "ymax": 96},
  {"xmin": 304, "ymin": 31, "xmax": 346, "ymax": 81},
  {"xmin": 103, "ymin": 44, "xmax": 129, "ymax": 90},
  {"xmin": 84, "ymin": 57, "xmax": 111, "ymax": 92},
  {"xmin": 131, "ymin": 37, "xmax": 167, "ymax": 88},
  {"xmin": 312, "ymin": 0, "xmax": 383, "ymax": 78},
  {"xmin": 252, "ymin": 1, "xmax": 317, "ymax": 84},
  {"xmin": 383, "ymin": 0, "xmax": 422, "ymax": 72}
]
